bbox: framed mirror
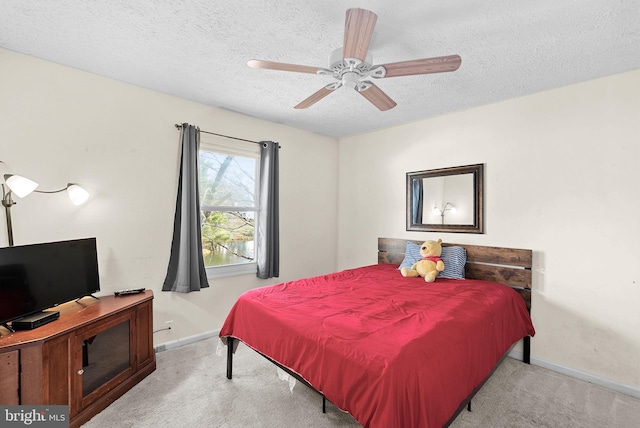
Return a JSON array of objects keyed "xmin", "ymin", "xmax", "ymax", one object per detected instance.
[{"xmin": 406, "ymin": 163, "xmax": 484, "ymax": 233}]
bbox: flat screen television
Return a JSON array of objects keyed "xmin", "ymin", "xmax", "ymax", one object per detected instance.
[{"xmin": 0, "ymin": 237, "xmax": 100, "ymax": 330}]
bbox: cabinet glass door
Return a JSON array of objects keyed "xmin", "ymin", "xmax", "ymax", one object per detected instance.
[{"xmin": 80, "ymin": 319, "xmax": 131, "ymax": 397}]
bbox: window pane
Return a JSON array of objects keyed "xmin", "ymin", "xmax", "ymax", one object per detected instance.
[
  {"xmin": 201, "ymin": 210, "xmax": 255, "ymax": 267},
  {"xmin": 199, "ymin": 151, "xmax": 256, "ymax": 207}
]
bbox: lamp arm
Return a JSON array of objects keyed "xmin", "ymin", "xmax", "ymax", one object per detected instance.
[
  {"xmin": 33, "ymin": 188, "xmax": 67, "ymax": 194},
  {"xmin": 1, "ymin": 183, "xmax": 15, "ymax": 208},
  {"xmin": 33, "ymin": 183, "xmax": 82, "ymax": 195}
]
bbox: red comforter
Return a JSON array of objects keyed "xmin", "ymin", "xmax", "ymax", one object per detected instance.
[{"xmin": 220, "ymin": 264, "xmax": 535, "ymax": 428}]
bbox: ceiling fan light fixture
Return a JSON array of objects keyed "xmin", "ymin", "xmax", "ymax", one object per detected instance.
[{"xmin": 342, "ymin": 72, "xmax": 361, "ymax": 90}]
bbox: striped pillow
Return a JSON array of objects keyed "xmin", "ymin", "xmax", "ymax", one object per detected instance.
[
  {"xmin": 398, "ymin": 241, "xmax": 466, "ymax": 280},
  {"xmin": 398, "ymin": 241, "xmax": 422, "ymax": 270},
  {"xmin": 439, "ymin": 246, "xmax": 467, "ymax": 279}
]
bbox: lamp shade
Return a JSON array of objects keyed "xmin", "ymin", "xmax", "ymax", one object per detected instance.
[
  {"xmin": 67, "ymin": 184, "xmax": 90, "ymax": 205},
  {"xmin": 4, "ymin": 174, "xmax": 39, "ymax": 198}
]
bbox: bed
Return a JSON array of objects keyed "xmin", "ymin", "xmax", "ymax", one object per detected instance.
[{"xmin": 220, "ymin": 238, "xmax": 535, "ymax": 427}]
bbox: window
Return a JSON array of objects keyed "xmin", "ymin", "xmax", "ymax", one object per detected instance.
[{"xmin": 199, "ymin": 135, "xmax": 260, "ymax": 277}]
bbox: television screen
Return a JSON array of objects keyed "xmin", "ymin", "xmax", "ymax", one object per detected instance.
[{"xmin": 0, "ymin": 237, "xmax": 100, "ymax": 327}]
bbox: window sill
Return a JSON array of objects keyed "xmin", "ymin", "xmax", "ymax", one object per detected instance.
[{"xmin": 206, "ymin": 262, "xmax": 257, "ymax": 279}]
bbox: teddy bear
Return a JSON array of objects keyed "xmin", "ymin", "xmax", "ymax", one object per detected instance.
[{"xmin": 401, "ymin": 239, "xmax": 445, "ymax": 282}]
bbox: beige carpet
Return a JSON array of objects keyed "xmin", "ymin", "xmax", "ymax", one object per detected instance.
[{"xmin": 82, "ymin": 338, "xmax": 639, "ymax": 427}]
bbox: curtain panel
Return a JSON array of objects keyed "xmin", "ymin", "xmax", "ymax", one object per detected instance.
[
  {"xmin": 162, "ymin": 123, "xmax": 209, "ymax": 293},
  {"xmin": 412, "ymin": 178, "xmax": 423, "ymax": 224},
  {"xmin": 256, "ymin": 141, "xmax": 280, "ymax": 279}
]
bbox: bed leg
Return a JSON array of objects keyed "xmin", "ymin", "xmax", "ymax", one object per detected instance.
[
  {"xmin": 467, "ymin": 401, "xmax": 471, "ymax": 412},
  {"xmin": 226, "ymin": 337, "xmax": 234, "ymax": 379},
  {"xmin": 322, "ymin": 396, "xmax": 326, "ymax": 413},
  {"xmin": 523, "ymin": 336, "xmax": 531, "ymax": 364}
]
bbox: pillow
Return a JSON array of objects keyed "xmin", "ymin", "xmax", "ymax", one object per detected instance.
[
  {"xmin": 439, "ymin": 246, "xmax": 467, "ymax": 279},
  {"xmin": 398, "ymin": 241, "xmax": 422, "ymax": 271},
  {"xmin": 397, "ymin": 241, "xmax": 467, "ymax": 279}
]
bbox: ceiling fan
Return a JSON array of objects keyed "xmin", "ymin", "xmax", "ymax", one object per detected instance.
[{"xmin": 247, "ymin": 8, "xmax": 461, "ymax": 111}]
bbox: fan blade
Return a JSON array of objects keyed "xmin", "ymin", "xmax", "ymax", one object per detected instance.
[
  {"xmin": 294, "ymin": 87, "xmax": 335, "ymax": 109},
  {"xmin": 247, "ymin": 59, "xmax": 321, "ymax": 74},
  {"xmin": 358, "ymin": 84, "xmax": 397, "ymax": 111},
  {"xmin": 343, "ymin": 8, "xmax": 377, "ymax": 61},
  {"xmin": 381, "ymin": 55, "xmax": 462, "ymax": 78}
]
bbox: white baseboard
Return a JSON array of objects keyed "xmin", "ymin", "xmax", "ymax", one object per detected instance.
[
  {"xmin": 154, "ymin": 329, "xmax": 220, "ymax": 353},
  {"xmin": 155, "ymin": 333, "xmax": 639, "ymax": 399},
  {"xmin": 508, "ymin": 349, "xmax": 640, "ymax": 398}
]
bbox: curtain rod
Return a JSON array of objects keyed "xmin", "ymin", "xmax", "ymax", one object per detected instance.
[{"xmin": 174, "ymin": 124, "xmax": 261, "ymax": 145}]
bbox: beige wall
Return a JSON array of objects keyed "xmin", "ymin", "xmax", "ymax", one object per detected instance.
[
  {"xmin": 338, "ymin": 69, "xmax": 640, "ymax": 391},
  {"xmin": 0, "ymin": 48, "xmax": 338, "ymax": 344},
  {"xmin": 3, "ymin": 46, "xmax": 639, "ymax": 394}
]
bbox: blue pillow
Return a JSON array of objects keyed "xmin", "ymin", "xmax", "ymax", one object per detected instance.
[
  {"xmin": 439, "ymin": 246, "xmax": 467, "ymax": 279},
  {"xmin": 397, "ymin": 241, "xmax": 466, "ymax": 279},
  {"xmin": 398, "ymin": 241, "xmax": 422, "ymax": 270}
]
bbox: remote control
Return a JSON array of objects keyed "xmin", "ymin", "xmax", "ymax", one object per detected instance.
[{"xmin": 114, "ymin": 288, "xmax": 146, "ymax": 296}]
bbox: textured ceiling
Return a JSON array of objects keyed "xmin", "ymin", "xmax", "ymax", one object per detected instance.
[{"xmin": 1, "ymin": 1, "xmax": 638, "ymax": 138}]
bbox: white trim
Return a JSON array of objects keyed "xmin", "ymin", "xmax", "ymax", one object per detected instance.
[
  {"xmin": 154, "ymin": 329, "xmax": 220, "ymax": 353},
  {"xmin": 508, "ymin": 349, "xmax": 640, "ymax": 398},
  {"xmin": 206, "ymin": 262, "xmax": 257, "ymax": 278},
  {"xmin": 155, "ymin": 333, "xmax": 640, "ymax": 399},
  {"xmin": 199, "ymin": 140, "xmax": 260, "ymax": 277}
]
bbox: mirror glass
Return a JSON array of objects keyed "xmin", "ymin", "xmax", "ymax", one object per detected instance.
[{"xmin": 406, "ymin": 164, "xmax": 484, "ymax": 233}]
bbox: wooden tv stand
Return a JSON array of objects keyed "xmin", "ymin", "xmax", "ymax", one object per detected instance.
[{"xmin": 0, "ymin": 291, "xmax": 155, "ymax": 428}]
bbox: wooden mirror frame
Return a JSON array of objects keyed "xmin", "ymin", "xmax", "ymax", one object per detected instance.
[{"xmin": 406, "ymin": 163, "xmax": 484, "ymax": 234}]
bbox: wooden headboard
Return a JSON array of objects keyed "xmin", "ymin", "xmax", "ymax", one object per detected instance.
[{"xmin": 378, "ymin": 238, "xmax": 532, "ymax": 310}]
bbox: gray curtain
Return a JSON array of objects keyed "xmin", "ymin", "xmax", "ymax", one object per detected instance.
[
  {"xmin": 412, "ymin": 178, "xmax": 423, "ymax": 224},
  {"xmin": 256, "ymin": 141, "xmax": 280, "ymax": 279},
  {"xmin": 162, "ymin": 123, "xmax": 209, "ymax": 293}
]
